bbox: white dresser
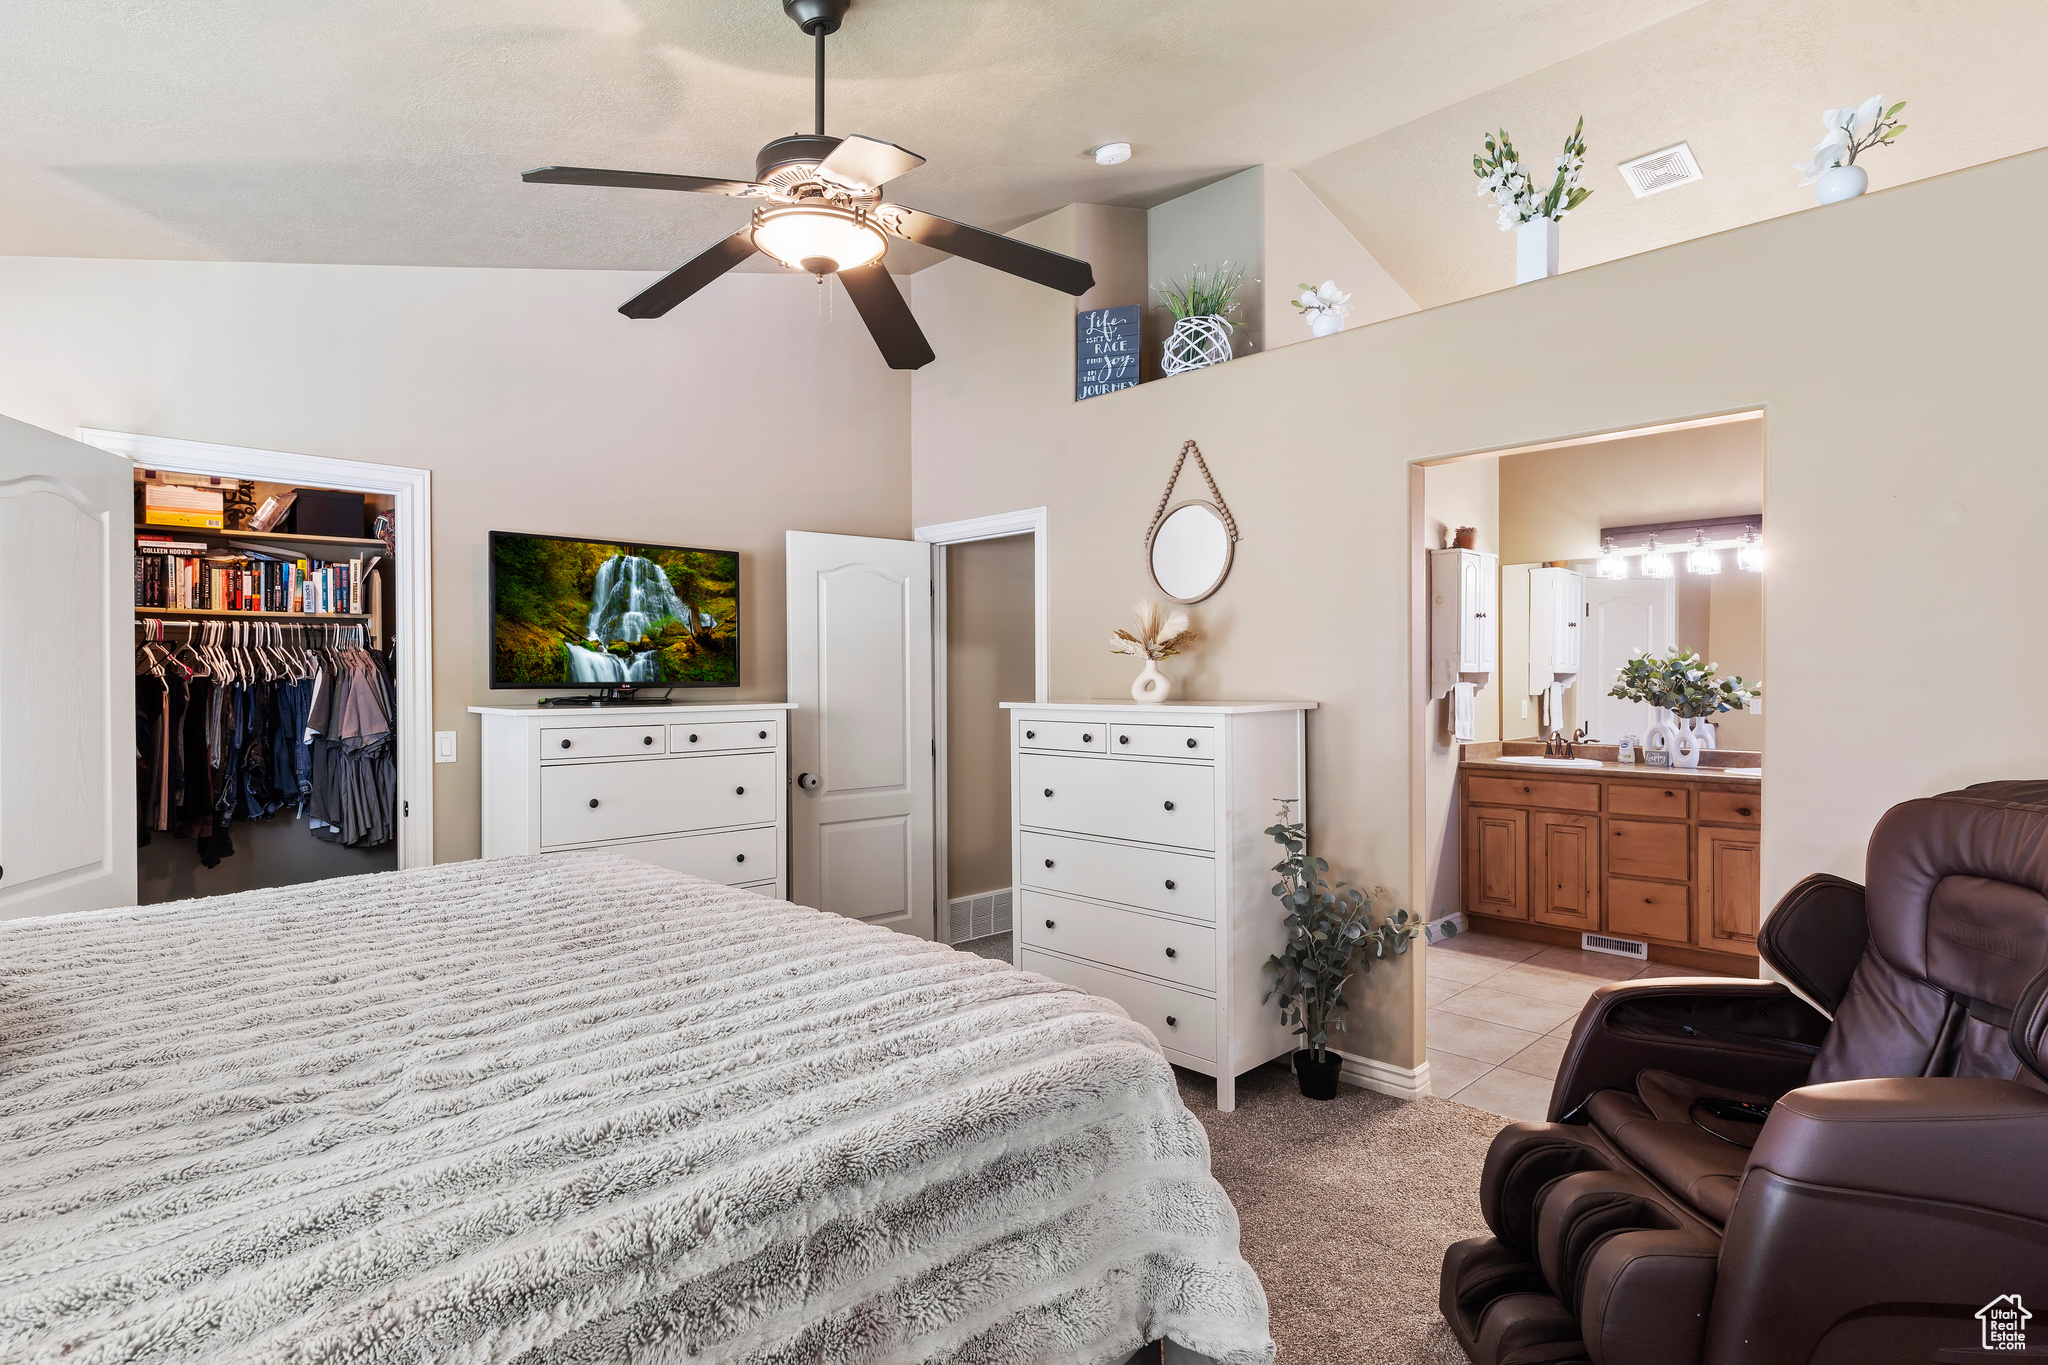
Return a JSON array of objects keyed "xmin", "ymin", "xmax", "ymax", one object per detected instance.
[
  {"xmin": 1001, "ymin": 701, "xmax": 1314, "ymax": 1111},
  {"xmin": 470, "ymin": 704, "xmax": 793, "ymax": 897}
]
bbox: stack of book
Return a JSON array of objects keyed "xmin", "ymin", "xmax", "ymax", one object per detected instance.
[
  {"xmin": 136, "ymin": 535, "xmax": 381, "ymax": 614},
  {"xmin": 142, "ymin": 484, "xmax": 225, "ymax": 530}
]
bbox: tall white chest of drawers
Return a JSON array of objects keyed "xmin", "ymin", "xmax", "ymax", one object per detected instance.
[
  {"xmin": 471, "ymin": 704, "xmax": 792, "ymax": 897},
  {"xmin": 1001, "ymin": 701, "xmax": 1314, "ymax": 1111}
]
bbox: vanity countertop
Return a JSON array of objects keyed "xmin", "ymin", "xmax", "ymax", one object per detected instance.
[{"xmin": 1458, "ymin": 741, "xmax": 1761, "ymax": 785}]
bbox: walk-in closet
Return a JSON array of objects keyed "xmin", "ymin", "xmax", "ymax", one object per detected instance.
[{"xmin": 133, "ymin": 465, "xmax": 401, "ymax": 902}]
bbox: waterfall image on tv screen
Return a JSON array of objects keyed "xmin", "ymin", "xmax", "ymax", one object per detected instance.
[{"xmin": 489, "ymin": 531, "xmax": 739, "ymax": 688}]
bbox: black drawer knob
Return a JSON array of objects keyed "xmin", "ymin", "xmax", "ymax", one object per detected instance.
[
  {"xmin": 758, "ymin": 730, "xmax": 768, "ymax": 739},
  {"xmin": 1664, "ymin": 790, "xmax": 1674, "ymax": 797},
  {"xmin": 560, "ymin": 738, "xmax": 571, "ymax": 749},
  {"xmin": 1163, "ymin": 801, "xmax": 1175, "ymax": 811},
  {"xmin": 736, "ymin": 853, "xmax": 746, "ymax": 863},
  {"xmin": 1119, "ymin": 734, "xmax": 1129, "ymax": 745},
  {"xmin": 1186, "ymin": 737, "xmax": 1197, "ymax": 749},
  {"xmin": 1165, "ymin": 1015, "xmax": 1177, "ymax": 1027},
  {"xmin": 643, "ymin": 735, "xmax": 654, "ymax": 745},
  {"xmin": 689, "ymin": 733, "xmax": 699, "ymax": 743},
  {"xmin": 1164, "ymin": 879, "xmax": 1175, "ymax": 890},
  {"xmin": 1738, "ymin": 806, "xmax": 1753, "ymax": 817},
  {"xmin": 588, "ymin": 798, "xmax": 599, "ymax": 808},
  {"xmin": 1044, "ymin": 918, "xmax": 1056, "ymax": 929},
  {"xmin": 1165, "ymin": 947, "xmax": 1177, "ymax": 959},
  {"xmin": 735, "ymin": 786, "xmax": 745, "ymax": 795},
  {"xmin": 1025, "ymin": 730, "xmax": 1035, "ymax": 739},
  {"xmin": 1044, "ymin": 788, "xmax": 1053, "ymax": 797},
  {"xmin": 1044, "ymin": 858, "xmax": 1054, "ymax": 868},
  {"xmin": 1082, "ymin": 733, "xmax": 1093, "ymax": 742}
]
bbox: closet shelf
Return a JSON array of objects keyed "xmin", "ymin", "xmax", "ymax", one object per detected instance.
[
  {"xmin": 134, "ymin": 524, "xmax": 392, "ymax": 554},
  {"xmin": 135, "ymin": 607, "xmax": 371, "ymax": 621}
]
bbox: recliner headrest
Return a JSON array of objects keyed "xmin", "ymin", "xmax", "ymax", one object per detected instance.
[{"xmin": 2013, "ymin": 966, "xmax": 2048, "ymax": 1083}]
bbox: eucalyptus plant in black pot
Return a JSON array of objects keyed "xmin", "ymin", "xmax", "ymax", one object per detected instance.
[{"xmin": 1261, "ymin": 801, "xmax": 1431, "ymax": 1100}]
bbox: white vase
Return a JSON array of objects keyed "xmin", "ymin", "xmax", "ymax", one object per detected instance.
[
  {"xmin": 1162, "ymin": 314, "xmax": 1234, "ymax": 375},
  {"xmin": 1670, "ymin": 719, "xmax": 1702, "ymax": 769},
  {"xmin": 1131, "ymin": 659, "xmax": 1172, "ymax": 704},
  {"xmin": 1644, "ymin": 708, "xmax": 1679, "ymax": 768},
  {"xmin": 1515, "ymin": 217, "xmax": 1560, "ymax": 284},
  {"xmin": 1815, "ymin": 164, "xmax": 1867, "ymax": 205},
  {"xmin": 1309, "ymin": 310, "xmax": 1344, "ymax": 338}
]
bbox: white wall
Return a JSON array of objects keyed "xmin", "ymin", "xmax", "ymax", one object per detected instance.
[{"xmin": 0, "ymin": 257, "xmax": 912, "ymax": 863}]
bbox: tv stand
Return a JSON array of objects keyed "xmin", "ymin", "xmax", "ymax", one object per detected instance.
[{"xmin": 537, "ymin": 687, "xmax": 673, "ymax": 707}]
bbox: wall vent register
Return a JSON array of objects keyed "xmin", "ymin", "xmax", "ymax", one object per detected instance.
[{"xmin": 1617, "ymin": 142, "xmax": 1704, "ymax": 198}]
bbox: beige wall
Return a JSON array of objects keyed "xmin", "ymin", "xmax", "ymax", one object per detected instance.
[
  {"xmin": 1708, "ymin": 572, "xmax": 1765, "ymax": 751},
  {"xmin": 1261, "ymin": 168, "xmax": 1418, "ymax": 350},
  {"xmin": 944, "ymin": 534, "xmax": 1036, "ymax": 900},
  {"xmin": 0, "ymin": 256, "xmax": 912, "ymax": 864},
  {"xmin": 909, "ymin": 148, "xmax": 2048, "ymax": 1072},
  {"xmin": 1149, "ymin": 168, "xmax": 1266, "ymax": 359}
]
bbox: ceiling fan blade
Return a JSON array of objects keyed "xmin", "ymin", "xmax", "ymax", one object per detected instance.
[
  {"xmin": 814, "ymin": 134, "xmax": 927, "ymax": 193},
  {"xmin": 523, "ymin": 166, "xmax": 775, "ymax": 198},
  {"xmin": 874, "ymin": 204, "xmax": 1094, "ymax": 296},
  {"xmin": 837, "ymin": 264, "xmax": 936, "ymax": 370},
  {"xmin": 620, "ymin": 231, "xmax": 759, "ymax": 319}
]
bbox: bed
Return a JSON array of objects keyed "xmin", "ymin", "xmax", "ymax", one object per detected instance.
[{"xmin": 0, "ymin": 853, "xmax": 1272, "ymax": 1365}]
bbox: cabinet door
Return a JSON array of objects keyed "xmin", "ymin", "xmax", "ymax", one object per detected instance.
[
  {"xmin": 1464, "ymin": 805, "xmax": 1527, "ymax": 921},
  {"xmin": 1557, "ymin": 572, "xmax": 1582, "ymax": 673},
  {"xmin": 1699, "ymin": 826, "xmax": 1763, "ymax": 950},
  {"xmin": 1459, "ymin": 555, "xmax": 1483, "ymax": 670},
  {"xmin": 1476, "ymin": 557, "xmax": 1498, "ymax": 671},
  {"xmin": 1529, "ymin": 812, "xmax": 1599, "ymax": 929}
]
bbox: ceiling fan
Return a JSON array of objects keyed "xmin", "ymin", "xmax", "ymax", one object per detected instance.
[{"xmin": 521, "ymin": 0, "xmax": 1095, "ymax": 371}]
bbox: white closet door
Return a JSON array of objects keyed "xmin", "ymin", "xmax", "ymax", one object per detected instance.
[
  {"xmin": 0, "ymin": 417, "xmax": 135, "ymax": 918},
  {"xmin": 785, "ymin": 531, "xmax": 934, "ymax": 938},
  {"xmin": 1582, "ymin": 575, "xmax": 1674, "ymax": 743}
]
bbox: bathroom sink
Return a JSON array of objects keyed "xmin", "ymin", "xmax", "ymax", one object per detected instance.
[{"xmin": 1496, "ymin": 756, "xmax": 1606, "ymax": 768}]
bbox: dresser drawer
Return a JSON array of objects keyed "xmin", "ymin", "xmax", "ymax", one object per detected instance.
[
  {"xmin": 1606, "ymin": 877, "xmax": 1691, "ymax": 942},
  {"xmin": 1607, "ymin": 782, "xmax": 1690, "ymax": 819},
  {"xmin": 1606, "ymin": 818, "xmax": 1690, "ymax": 881},
  {"xmin": 1016, "ymin": 718, "xmax": 1109, "ymax": 754},
  {"xmin": 540, "ymin": 752, "xmax": 778, "ymax": 847},
  {"xmin": 1019, "ymin": 948, "xmax": 1218, "ymax": 1062},
  {"xmin": 1699, "ymin": 789, "xmax": 1761, "ymax": 825},
  {"xmin": 669, "ymin": 719, "xmax": 778, "ymax": 752},
  {"xmin": 1467, "ymin": 774, "xmax": 1601, "ymax": 812},
  {"xmin": 1019, "ymin": 753, "xmax": 1214, "ymax": 850},
  {"xmin": 1020, "ymin": 831, "xmax": 1215, "ymax": 921},
  {"xmin": 1108, "ymin": 722, "xmax": 1215, "ymax": 760},
  {"xmin": 541, "ymin": 725, "xmax": 664, "ymax": 760},
  {"xmin": 617, "ymin": 826, "xmax": 778, "ymax": 884},
  {"xmin": 1020, "ymin": 889, "xmax": 1216, "ymax": 991}
]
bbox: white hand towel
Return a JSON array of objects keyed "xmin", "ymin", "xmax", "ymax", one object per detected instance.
[{"xmin": 1451, "ymin": 682, "xmax": 1476, "ymax": 742}]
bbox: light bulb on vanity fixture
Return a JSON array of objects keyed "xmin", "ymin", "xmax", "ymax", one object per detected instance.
[
  {"xmin": 1596, "ymin": 537, "xmax": 1629, "ymax": 579},
  {"xmin": 1736, "ymin": 526, "xmax": 1765, "ymax": 573},
  {"xmin": 1686, "ymin": 530, "xmax": 1722, "ymax": 575},
  {"xmin": 1639, "ymin": 533, "xmax": 1674, "ymax": 578}
]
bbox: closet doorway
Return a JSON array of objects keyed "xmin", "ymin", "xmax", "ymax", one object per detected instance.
[
  {"xmin": 80, "ymin": 430, "xmax": 432, "ymax": 900},
  {"xmin": 916, "ymin": 509, "xmax": 1047, "ymax": 953}
]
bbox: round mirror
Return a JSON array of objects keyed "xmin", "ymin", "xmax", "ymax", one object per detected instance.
[{"xmin": 1149, "ymin": 500, "xmax": 1234, "ymax": 603}]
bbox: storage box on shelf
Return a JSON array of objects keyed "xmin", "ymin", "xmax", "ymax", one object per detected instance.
[
  {"xmin": 471, "ymin": 705, "xmax": 792, "ymax": 898},
  {"xmin": 1003, "ymin": 701, "xmax": 1314, "ymax": 1112}
]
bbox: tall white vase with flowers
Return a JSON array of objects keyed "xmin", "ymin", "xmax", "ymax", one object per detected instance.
[
  {"xmin": 1472, "ymin": 118, "xmax": 1592, "ymax": 283},
  {"xmin": 1609, "ymin": 647, "xmax": 1761, "ymax": 770},
  {"xmin": 1111, "ymin": 600, "xmax": 1197, "ymax": 703}
]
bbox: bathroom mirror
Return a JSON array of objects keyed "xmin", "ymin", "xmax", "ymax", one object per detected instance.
[{"xmin": 1149, "ymin": 500, "xmax": 1234, "ymax": 603}]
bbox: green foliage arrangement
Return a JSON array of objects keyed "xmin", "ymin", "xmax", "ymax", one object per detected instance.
[
  {"xmin": 1473, "ymin": 117, "xmax": 1591, "ymax": 230},
  {"xmin": 1154, "ymin": 262, "xmax": 1246, "ymax": 321},
  {"xmin": 1608, "ymin": 646, "xmax": 1760, "ymax": 720},
  {"xmin": 1261, "ymin": 801, "xmax": 1435, "ymax": 1062}
]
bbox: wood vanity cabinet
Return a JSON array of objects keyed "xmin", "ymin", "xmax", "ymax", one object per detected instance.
[{"xmin": 1459, "ymin": 764, "xmax": 1762, "ymax": 970}]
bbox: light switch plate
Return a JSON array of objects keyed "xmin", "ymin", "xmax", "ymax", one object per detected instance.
[{"xmin": 434, "ymin": 730, "xmax": 457, "ymax": 763}]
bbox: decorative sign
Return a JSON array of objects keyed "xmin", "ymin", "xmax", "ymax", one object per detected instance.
[{"xmin": 1076, "ymin": 305, "xmax": 1141, "ymax": 401}]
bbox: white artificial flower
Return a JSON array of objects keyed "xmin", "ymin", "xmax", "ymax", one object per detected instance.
[
  {"xmin": 1822, "ymin": 106, "xmax": 1856, "ymax": 134},
  {"xmin": 1315, "ymin": 281, "xmax": 1350, "ymax": 307},
  {"xmin": 1795, "ymin": 126, "xmax": 1851, "ymax": 185},
  {"xmin": 1851, "ymin": 94, "xmax": 1884, "ymax": 140},
  {"xmin": 1299, "ymin": 289, "xmax": 1320, "ymax": 310}
]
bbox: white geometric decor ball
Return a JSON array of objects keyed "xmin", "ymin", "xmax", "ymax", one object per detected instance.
[{"xmin": 1161, "ymin": 314, "xmax": 1235, "ymax": 376}]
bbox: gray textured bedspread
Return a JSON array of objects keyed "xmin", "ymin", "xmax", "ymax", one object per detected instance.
[{"xmin": 0, "ymin": 853, "xmax": 1270, "ymax": 1365}]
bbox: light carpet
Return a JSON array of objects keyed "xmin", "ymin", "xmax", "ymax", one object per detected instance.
[{"xmin": 1178, "ymin": 1064, "xmax": 1502, "ymax": 1365}]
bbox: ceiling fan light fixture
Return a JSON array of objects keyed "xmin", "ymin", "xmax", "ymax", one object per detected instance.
[{"xmin": 752, "ymin": 204, "xmax": 887, "ymax": 274}]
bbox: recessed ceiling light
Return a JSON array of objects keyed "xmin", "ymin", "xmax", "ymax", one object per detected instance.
[{"xmin": 1091, "ymin": 142, "xmax": 1132, "ymax": 166}]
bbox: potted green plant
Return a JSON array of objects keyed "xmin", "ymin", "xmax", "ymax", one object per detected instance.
[
  {"xmin": 1155, "ymin": 261, "xmax": 1245, "ymax": 375},
  {"xmin": 1261, "ymin": 801, "xmax": 1433, "ymax": 1100}
]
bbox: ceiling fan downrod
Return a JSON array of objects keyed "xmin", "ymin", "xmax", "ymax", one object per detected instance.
[{"xmin": 782, "ymin": 0, "xmax": 849, "ymax": 134}]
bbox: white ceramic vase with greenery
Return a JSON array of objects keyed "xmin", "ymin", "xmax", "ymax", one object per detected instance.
[{"xmin": 1611, "ymin": 648, "xmax": 1761, "ymax": 770}]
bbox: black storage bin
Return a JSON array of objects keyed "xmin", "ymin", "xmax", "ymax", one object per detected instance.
[{"xmin": 288, "ymin": 488, "xmax": 367, "ymax": 537}]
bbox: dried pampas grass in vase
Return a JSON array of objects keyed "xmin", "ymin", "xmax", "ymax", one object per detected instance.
[{"xmin": 1110, "ymin": 599, "xmax": 1197, "ymax": 703}]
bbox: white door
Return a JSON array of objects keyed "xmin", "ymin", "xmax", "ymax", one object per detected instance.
[
  {"xmin": 1581, "ymin": 574, "xmax": 1674, "ymax": 743},
  {"xmin": 0, "ymin": 417, "xmax": 135, "ymax": 918},
  {"xmin": 785, "ymin": 531, "xmax": 935, "ymax": 938}
]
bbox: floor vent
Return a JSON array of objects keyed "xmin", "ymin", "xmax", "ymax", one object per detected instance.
[
  {"xmin": 1617, "ymin": 142, "xmax": 1703, "ymax": 198},
  {"xmin": 946, "ymin": 888, "xmax": 1014, "ymax": 944},
  {"xmin": 1582, "ymin": 932, "xmax": 1650, "ymax": 961}
]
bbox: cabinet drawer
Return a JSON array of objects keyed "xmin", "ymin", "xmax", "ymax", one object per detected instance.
[
  {"xmin": 1607, "ymin": 782, "xmax": 1690, "ymax": 820},
  {"xmin": 1021, "ymin": 831, "xmax": 1215, "ymax": 921},
  {"xmin": 541, "ymin": 725, "xmax": 664, "ymax": 760},
  {"xmin": 669, "ymin": 719, "xmax": 778, "ymax": 752},
  {"xmin": 614, "ymin": 826, "xmax": 778, "ymax": 884},
  {"xmin": 1606, "ymin": 819, "xmax": 1690, "ymax": 881},
  {"xmin": 1019, "ymin": 753, "xmax": 1214, "ymax": 850},
  {"xmin": 1019, "ymin": 948, "xmax": 1218, "ymax": 1062},
  {"xmin": 1016, "ymin": 718, "xmax": 1109, "ymax": 753},
  {"xmin": 1467, "ymin": 775, "xmax": 1601, "ymax": 812},
  {"xmin": 540, "ymin": 752, "xmax": 778, "ymax": 846},
  {"xmin": 1108, "ymin": 722, "xmax": 1215, "ymax": 760},
  {"xmin": 1020, "ymin": 889, "xmax": 1216, "ymax": 991},
  {"xmin": 1699, "ymin": 790, "xmax": 1761, "ymax": 825},
  {"xmin": 1606, "ymin": 877, "xmax": 1691, "ymax": 943}
]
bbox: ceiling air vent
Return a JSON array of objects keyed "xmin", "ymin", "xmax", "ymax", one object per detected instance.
[{"xmin": 1617, "ymin": 142, "xmax": 1703, "ymax": 198}]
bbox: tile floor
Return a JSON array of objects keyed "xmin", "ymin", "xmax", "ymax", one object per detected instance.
[{"xmin": 1429, "ymin": 930, "xmax": 1747, "ymax": 1121}]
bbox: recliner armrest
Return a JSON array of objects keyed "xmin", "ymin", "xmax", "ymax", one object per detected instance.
[{"xmin": 1549, "ymin": 979, "xmax": 1829, "ymax": 1122}]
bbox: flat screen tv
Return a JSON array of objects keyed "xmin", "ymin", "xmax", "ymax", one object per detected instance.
[{"xmin": 489, "ymin": 531, "xmax": 739, "ymax": 690}]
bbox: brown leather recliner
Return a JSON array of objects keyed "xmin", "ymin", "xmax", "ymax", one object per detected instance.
[{"xmin": 1439, "ymin": 781, "xmax": 2048, "ymax": 1365}]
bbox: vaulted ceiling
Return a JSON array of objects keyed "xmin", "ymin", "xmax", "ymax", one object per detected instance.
[{"xmin": 2, "ymin": 0, "xmax": 2039, "ymax": 306}]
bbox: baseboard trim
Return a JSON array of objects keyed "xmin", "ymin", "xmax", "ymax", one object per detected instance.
[{"xmin": 1335, "ymin": 1049, "xmax": 1431, "ymax": 1101}]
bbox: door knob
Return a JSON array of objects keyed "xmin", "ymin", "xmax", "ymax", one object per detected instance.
[
  {"xmin": 1164, "ymin": 879, "xmax": 1175, "ymax": 890},
  {"xmin": 1163, "ymin": 801, "xmax": 1175, "ymax": 811},
  {"xmin": 560, "ymin": 738, "xmax": 572, "ymax": 749},
  {"xmin": 1044, "ymin": 859, "xmax": 1054, "ymax": 868},
  {"xmin": 735, "ymin": 786, "xmax": 745, "ymax": 796},
  {"xmin": 1044, "ymin": 788, "xmax": 1053, "ymax": 797},
  {"xmin": 588, "ymin": 798, "xmax": 599, "ymax": 808},
  {"xmin": 798, "ymin": 772, "xmax": 820, "ymax": 791},
  {"xmin": 1165, "ymin": 1015, "xmax": 1177, "ymax": 1027},
  {"xmin": 1165, "ymin": 947, "xmax": 1177, "ymax": 959}
]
